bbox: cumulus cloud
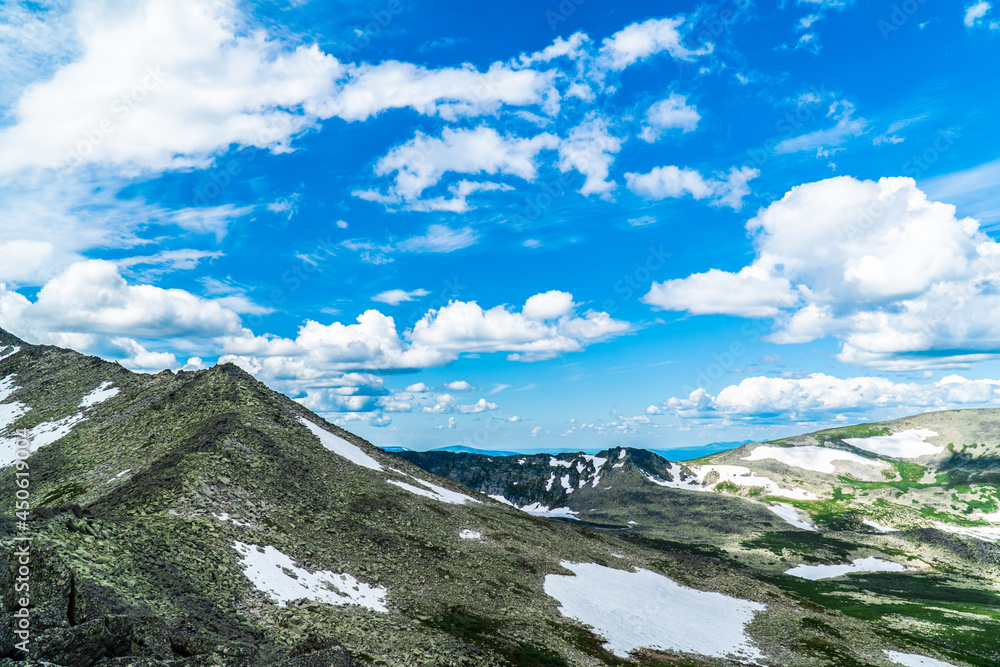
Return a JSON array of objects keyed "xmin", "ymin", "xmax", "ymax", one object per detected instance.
[
  {"xmin": 423, "ymin": 394, "xmax": 499, "ymax": 414},
  {"xmin": 643, "ymin": 266, "xmax": 798, "ymax": 318},
  {"xmin": 372, "ymin": 288, "xmax": 430, "ymax": 305},
  {"xmin": 0, "ymin": 0, "xmax": 342, "ymax": 174},
  {"xmin": 598, "ymin": 17, "xmax": 713, "ymax": 70},
  {"xmin": 625, "ymin": 165, "xmax": 759, "ymax": 210},
  {"xmin": 218, "ymin": 292, "xmax": 629, "ymax": 398},
  {"xmin": 639, "ymin": 93, "xmax": 700, "ymax": 141},
  {"xmin": 646, "ymin": 176, "xmax": 1000, "ymax": 369},
  {"xmin": 0, "ymin": 260, "xmax": 243, "ymax": 344},
  {"xmin": 964, "ymin": 2, "xmax": 993, "ymax": 28},
  {"xmin": 355, "ymin": 126, "xmax": 558, "ymax": 211},
  {"xmin": 659, "ymin": 373, "xmax": 1000, "ymax": 423},
  {"xmin": 443, "ymin": 380, "xmax": 474, "ymax": 391},
  {"xmin": 556, "ymin": 115, "xmax": 623, "ymax": 197}
]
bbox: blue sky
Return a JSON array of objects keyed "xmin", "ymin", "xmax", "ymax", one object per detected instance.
[{"xmin": 1, "ymin": 0, "xmax": 1000, "ymax": 452}]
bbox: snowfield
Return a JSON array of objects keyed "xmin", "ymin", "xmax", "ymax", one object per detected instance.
[
  {"xmin": 299, "ymin": 417, "xmax": 384, "ymax": 471},
  {"xmin": 743, "ymin": 445, "xmax": 885, "ymax": 474},
  {"xmin": 641, "ymin": 463, "xmax": 819, "ymax": 500},
  {"xmin": 387, "ymin": 478, "xmax": 479, "ymax": 505},
  {"xmin": 233, "ymin": 541, "xmax": 387, "ymax": 611},
  {"xmin": 862, "ymin": 519, "xmax": 899, "ymax": 533},
  {"xmin": 843, "ymin": 428, "xmax": 943, "ymax": 458},
  {"xmin": 80, "ymin": 381, "xmax": 120, "ymax": 408},
  {"xmin": 785, "ymin": 557, "xmax": 910, "ymax": 580},
  {"xmin": 933, "ymin": 522, "xmax": 1000, "ymax": 543},
  {"xmin": 544, "ymin": 561, "xmax": 765, "ymax": 661},
  {"xmin": 768, "ymin": 504, "xmax": 818, "ymax": 531},
  {"xmin": 885, "ymin": 650, "xmax": 960, "ymax": 667}
]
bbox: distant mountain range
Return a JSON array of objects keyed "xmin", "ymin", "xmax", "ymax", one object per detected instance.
[
  {"xmin": 380, "ymin": 440, "xmax": 754, "ymax": 461},
  {"xmin": 0, "ymin": 327, "xmax": 995, "ymax": 666}
]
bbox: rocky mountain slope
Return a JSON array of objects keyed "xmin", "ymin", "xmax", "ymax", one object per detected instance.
[{"xmin": 0, "ymin": 328, "xmax": 995, "ymax": 666}]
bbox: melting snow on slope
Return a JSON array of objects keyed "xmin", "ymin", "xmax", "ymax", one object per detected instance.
[
  {"xmin": 843, "ymin": 428, "xmax": 942, "ymax": 458},
  {"xmin": 784, "ymin": 557, "xmax": 910, "ymax": 580},
  {"xmin": 768, "ymin": 504, "xmax": 818, "ymax": 531},
  {"xmin": 233, "ymin": 541, "xmax": 387, "ymax": 611},
  {"xmin": 743, "ymin": 445, "xmax": 885, "ymax": 474},
  {"xmin": 298, "ymin": 417, "xmax": 383, "ymax": 471},
  {"xmin": 545, "ymin": 562, "xmax": 764, "ymax": 661},
  {"xmin": 933, "ymin": 522, "xmax": 1000, "ymax": 543},
  {"xmin": 459, "ymin": 529, "xmax": 483, "ymax": 540},
  {"xmin": 641, "ymin": 463, "xmax": 819, "ymax": 500},
  {"xmin": 885, "ymin": 650, "xmax": 960, "ymax": 667},
  {"xmin": 80, "ymin": 381, "xmax": 120, "ymax": 408},
  {"xmin": 863, "ymin": 519, "xmax": 899, "ymax": 533},
  {"xmin": 549, "ymin": 457, "xmax": 572, "ymax": 468},
  {"xmin": 519, "ymin": 503, "xmax": 579, "ymax": 518},
  {"xmin": 488, "ymin": 495, "xmax": 578, "ymax": 518},
  {"xmin": 0, "ymin": 346, "xmax": 20, "ymax": 362},
  {"xmin": 387, "ymin": 478, "xmax": 479, "ymax": 505}
]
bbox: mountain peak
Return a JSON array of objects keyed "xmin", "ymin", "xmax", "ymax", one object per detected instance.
[{"xmin": 0, "ymin": 326, "xmax": 27, "ymax": 347}]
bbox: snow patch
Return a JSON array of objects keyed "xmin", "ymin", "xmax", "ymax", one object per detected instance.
[
  {"xmin": 0, "ymin": 346, "xmax": 20, "ymax": 362},
  {"xmin": 862, "ymin": 519, "xmax": 899, "ymax": 533},
  {"xmin": 545, "ymin": 473, "xmax": 555, "ymax": 491},
  {"xmin": 768, "ymin": 504, "xmax": 817, "ymax": 531},
  {"xmin": 214, "ymin": 512, "xmax": 249, "ymax": 527},
  {"xmin": 233, "ymin": 541, "xmax": 387, "ymax": 611},
  {"xmin": 549, "ymin": 456, "xmax": 572, "ymax": 468},
  {"xmin": 744, "ymin": 445, "xmax": 885, "ymax": 474},
  {"xmin": 459, "ymin": 529, "xmax": 483, "ymax": 541},
  {"xmin": 933, "ymin": 521, "xmax": 1000, "ymax": 543},
  {"xmin": 544, "ymin": 562, "xmax": 765, "ymax": 660},
  {"xmin": 387, "ymin": 478, "xmax": 479, "ymax": 505},
  {"xmin": 80, "ymin": 381, "xmax": 120, "ymax": 408},
  {"xmin": 489, "ymin": 494, "xmax": 516, "ymax": 506},
  {"xmin": 519, "ymin": 503, "xmax": 579, "ymax": 518},
  {"xmin": 582, "ymin": 454, "xmax": 608, "ymax": 469},
  {"xmin": 641, "ymin": 463, "xmax": 818, "ymax": 500},
  {"xmin": 560, "ymin": 474, "xmax": 572, "ymax": 492},
  {"xmin": 885, "ymin": 650, "xmax": 960, "ymax": 667},
  {"xmin": 785, "ymin": 557, "xmax": 910, "ymax": 580},
  {"xmin": 298, "ymin": 417, "xmax": 383, "ymax": 471},
  {"xmin": 844, "ymin": 428, "xmax": 942, "ymax": 459}
]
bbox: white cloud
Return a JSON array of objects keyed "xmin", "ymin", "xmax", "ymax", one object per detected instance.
[
  {"xmin": 639, "ymin": 93, "xmax": 700, "ymax": 141},
  {"xmin": 774, "ymin": 100, "xmax": 868, "ymax": 155},
  {"xmin": 372, "ymin": 288, "xmax": 430, "ymax": 305},
  {"xmin": 661, "ymin": 373, "xmax": 1000, "ymax": 423},
  {"xmin": 217, "ymin": 292, "xmax": 629, "ymax": 400},
  {"xmin": 0, "ymin": 0, "xmax": 342, "ymax": 174},
  {"xmin": 557, "ymin": 115, "xmax": 623, "ymax": 197},
  {"xmin": 0, "ymin": 260, "xmax": 242, "ymax": 345},
  {"xmin": 964, "ymin": 2, "xmax": 991, "ymax": 27},
  {"xmin": 447, "ymin": 416, "xmax": 457, "ymax": 429},
  {"xmin": 643, "ymin": 265, "xmax": 798, "ymax": 318},
  {"xmin": 625, "ymin": 165, "xmax": 759, "ymax": 210},
  {"xmin": 356, "ymin": 126, "xmax": 558, "ymax": 210},
  {"xmin": 110, "ymin": 337, "xmax": 179, "ymax": 372},
  {"xmin": 422, "ymin": 393, "xmax": 499, "ymax": 414},
  {"xmin": 327, "ymin": 60, "xmax": 560, "ymax": 122},
  {"xmin": 647, "ymin": 176, "xmax": 1000, "ymax": 369},
  {"xmin": 443, "ymin": 380, "xmax": 474, "ymax": 391},
  {"xmin": 523, "ymin": 290, "xmax": 576, "ymax": 320},
  {"xmin": 598, "ymin": 17, "xmax": 713, "ymax": 70}
]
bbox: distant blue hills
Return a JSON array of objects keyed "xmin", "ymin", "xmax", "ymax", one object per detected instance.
[{"xmin": 379, "ymin": 440, "xmax": 752, "ymax": 461}]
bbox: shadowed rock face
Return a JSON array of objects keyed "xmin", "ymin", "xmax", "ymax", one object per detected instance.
[{"xmin": 1, "ymin": 328, "xmax": 999, "ymax": 666}]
